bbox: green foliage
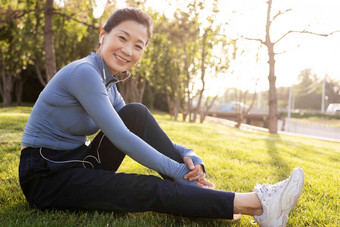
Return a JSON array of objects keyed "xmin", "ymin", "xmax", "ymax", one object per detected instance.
[
  {"xmin": 53, "ymin": 0, "xmax": 101, "ymax": 69},
  {"xmin": 0, "ymin": 0, "xmax": 31, "ymax": 72},
  {"xmin": 288, "ymin": 68, "xmax": 340, "ymax": 111},
  {"xmin": 0, "ymin": 0, "xmax": 105, "ymax": 83},
  {"xmin": 1, "ymin": 0, "xmax": 235, "ymax": 113},
  {"xmin": 325, "ymin": 76, "xmax": 340, "ymax": 104},
  {"xmin": 294, "ymin": 69, "xmax": 322, "ymax": 110},
  {"xmin": 1, "ymin": 107, "xmax": 339, "ymax": 226},
  {"xmin": 132, "ymin": 0, "xmax": 233, "ymax": 117}
]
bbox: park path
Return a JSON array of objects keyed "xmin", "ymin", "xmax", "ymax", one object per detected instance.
[
  {"xmin": 206, "ymin": 116, "xmax": 340, "ymax": 143},
  {"xmin": 278, "ymin": 119, "xmax": 340, "ymax": 141}
]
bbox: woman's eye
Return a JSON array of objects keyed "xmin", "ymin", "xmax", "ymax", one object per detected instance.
[
  {"xmin": 119, "ymin": 36, "xmax": 126, "ymax": 41},
  {"xmin": 136, "ymin": 45, "xmax": 143, "ymax": 50}
]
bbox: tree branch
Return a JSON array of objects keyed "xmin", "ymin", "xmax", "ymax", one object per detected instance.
[
  {"xmin": 275, "ymin": 49, "xmax": 288, "ymax": 55},
  {"xmin": 239, "ymin": 35, "xmax": 266, "ymax": 45},
  {"xmin": 54, "ymin": 11, "xmax": 99, "ymax": 30},
  {"xmin": 272, "ymin": 9, "xmax": 292, "ymax": 22},
  {"xmin": 0, "ymin": 8, "xmax": 43, "ymax": 24},
  {"xmin": 274, "ymin": 30, "xmax": 340, "ymax": 45},
  {"xmin": 0, "ymin": 7, "xmax": 98, "ymax": 31},
  {"xmin": 275, "ymin": 44, "xmax": 300, "ymax": 55}
]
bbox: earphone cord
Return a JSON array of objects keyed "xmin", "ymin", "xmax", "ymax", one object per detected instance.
[
  {"xmin": 39, "ymin": 133, "xmax": 106, "ymax": 169},
  {"xmin": 100, "ymin": 54, "xmax": 107, "ymax": 82}
]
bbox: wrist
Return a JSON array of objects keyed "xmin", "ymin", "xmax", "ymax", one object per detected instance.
[{"xmin": 199, "ymin": 163, "xmax": 206, "ymax": 173}]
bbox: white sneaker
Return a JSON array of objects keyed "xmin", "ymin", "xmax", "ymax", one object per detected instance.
[{"xmin": 253, "ymin": 168, "xmax": 304, "ymax": 227}]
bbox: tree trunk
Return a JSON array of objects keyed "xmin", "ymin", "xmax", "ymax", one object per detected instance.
[
  {"xmin": 199, "ymin": 95, "xmax": 218, "ymax": 123},
  {"xmin": 34, "ymin": 1, "xmax": 47, "ymax": 87},
  {"xmin": 235, "ymin": 111, "xmax": 243, "ymax": 128},
  {"xmin": 34, "ymin": 57, "xmax": 47, "ymax": 87},
  {"xmin": 166, "ymin": 93, "xmax": 174, "ymax": 118},
  {"xmin": 183, "ymin": 63, "xmax": 191, "ymax": 122},
  {"xmin": 234, "ymin": 90, "xmax": 257, "ymax": 128},
  {"xmin": 137, "ymin": 78, "xmax": 146, "ymax": 103},
  {"xmin": 44, "ymin": 0, "xmax": 57, "ymax": 82},
  {"xmin": 118, "ymin": 76, "xmax": 146, "ymax": 103},
  {"xmin": 267, "ymin": 43, "xmax": 278, "ymax": 133},
  {"xmin": 15, "ymin": 77, "xmax": 24, "ymax": 106},
  {"xmin": 192, "ymin": 30, "xmax": 208, "ymax": 123},
  {"xmin": 173, "ymin": 98, "xmax": 180, "ymax": 121},
  {"xmin": 265, "ymin": 0, "xmax": 278, "ymax": 134},
  {"xmin": 182, "ymin": 42, "xmax": 198, "ymax": 123},
  {"xmin": 0, "ymin": 69, "xmax": 13, "ymax": 107}
]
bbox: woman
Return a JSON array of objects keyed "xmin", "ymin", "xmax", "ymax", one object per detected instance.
[{"xmin": 19, "ymin": 7, "xmax": 304, "ymax": 226}]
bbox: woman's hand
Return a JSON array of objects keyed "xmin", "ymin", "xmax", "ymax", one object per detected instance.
[{"xmin": 183, "ymin": 157, "xmax": 215, "ymax": 189}]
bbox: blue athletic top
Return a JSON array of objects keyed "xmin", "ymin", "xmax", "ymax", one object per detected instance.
[{"xmin": 22, "ymin": 52, "xmax": 203, "ymax": 186}]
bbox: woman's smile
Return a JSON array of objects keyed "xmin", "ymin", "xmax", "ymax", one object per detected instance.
[{"xmin": 114, "ymin": 54, "xmax": 130, "ymax": 64}]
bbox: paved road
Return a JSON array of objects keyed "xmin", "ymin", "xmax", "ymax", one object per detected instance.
[
  {"xmin": 278, "ymin": 119, "xmax": 340, "ymax": 141},
  {"xmin": 206, "ymin": 116, "xmax": 340, "ymax": 143}
]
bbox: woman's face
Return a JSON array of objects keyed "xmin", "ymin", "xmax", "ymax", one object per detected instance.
[{"xmin": 98, "ymin": 20, "xmax": 148, "ymax": 75}]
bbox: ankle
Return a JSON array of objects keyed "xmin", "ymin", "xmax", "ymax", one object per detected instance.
[
  {"xmin": 254, "ymin": 207, "xmax": 263, "ymax": 216},
  {"xmin": 234, "ymin": 193, "xmax": 263, "ymax": 216},
  {"xmin": 253, "ymin": 192, "xmax": 263, "ymax": 216}
]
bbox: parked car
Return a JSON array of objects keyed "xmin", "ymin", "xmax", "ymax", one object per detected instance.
[
  {"xmin": 326, "ymin": 103, "xmax": 340, "ymax": 114},
  {"xmin": 220, "ymin": 101, "xmax": 249, "ymax": 112}
]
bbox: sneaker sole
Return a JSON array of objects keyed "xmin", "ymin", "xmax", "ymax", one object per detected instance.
[{"xmin": 276, "ymin": 168, "xmax": 305, "ymax": 227}]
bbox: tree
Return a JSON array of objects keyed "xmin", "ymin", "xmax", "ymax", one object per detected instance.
[
  {"xmin": 44, "ymin": 0, "xmax": 56, "ymax": 83},
  {"xmin": 38, "ymin": 0, "xmax": 100, "ymax": 86},
  {"xmin": 325, "ymin": 76, "xmax": 340, "ymax": 105},
  {"xmin": 0, "ymin": 0, "xmax": 103, "ymax": 106},
  {"xmin": 142, "ymin": 10, "xmax": 188, "ymax": 119},
  {"xmin": 162, "ymin": 1, "xmax": 202, "ymax": 122},
  {"xmin": 53, "ymin": 0, "xmax": 101, "ymax": 68},
  {"xmin": 166, "ymin": 0, "xmax": 231, "ymax": 123},
  {"xmin": 240, "ymin": 0, "xmax": 340, "ymax": 133},
  {"xmin": 118, "ymin": 45, "xmax": 154, "ymax": 103},
  {"xmin": 0, "ymin": 13, "xmax": 15, "ymax": 107},
  {"xmin": 0, "ymin": 0, "xmax": 32, "ymax": 107},
  {"xmin": 138, "ymin": 0, "xmax": 233, "ymax": 122},
  {"xmin": 294, "ymin": 69, "xmax": 321, "ymax": 110},
  {"xmin": 234, "ymin": 90, "xmax": 258, "ymax": 128}
]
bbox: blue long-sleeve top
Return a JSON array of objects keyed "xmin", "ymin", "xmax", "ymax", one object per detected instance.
[{"xmin": 22, "ymin": 52, "xmax": 203, "ymax": 186}]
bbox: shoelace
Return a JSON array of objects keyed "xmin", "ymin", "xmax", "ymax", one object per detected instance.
[{"xmin": 254, "ymin": 178, "xmax": 289, "ymax": 199}]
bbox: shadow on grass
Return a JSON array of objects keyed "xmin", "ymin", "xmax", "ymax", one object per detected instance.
[
  {"xmin": 265, "ymin": 135, "xmax": 291, "ymax": 181},
  {"xmin": 1, "ymin": 202, "xmax": 237, "ymax": 227},
  {"xmin": 279, "ymin": 137, "xmax": 340, "ymax": 168},
  {"xmin": 301, "ymin": 143, "xmax": 340, "ymax": 166}
]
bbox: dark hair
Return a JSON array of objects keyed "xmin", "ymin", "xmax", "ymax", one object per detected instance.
[{"xmin": 104, "ymin": 8, "xmax": 153, "ymax": 44}]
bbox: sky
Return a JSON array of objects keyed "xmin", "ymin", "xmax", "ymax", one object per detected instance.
[{"xmin": 93, "ymin": 0, "xmax": 340, "ymax": 94}]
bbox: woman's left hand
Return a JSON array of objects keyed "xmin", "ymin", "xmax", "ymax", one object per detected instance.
[{"xmin": 183, "ymin": 157, "xmax": 215, "ymax": 189}]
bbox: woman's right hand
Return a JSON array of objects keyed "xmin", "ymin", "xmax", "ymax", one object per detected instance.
[
  {"xmin": 196, "ymin": 178, "xmax": 215, "ymax": 189},
  {"xmin": 183, "ymin": 156, "xmax": 215, "ymax": 189}
]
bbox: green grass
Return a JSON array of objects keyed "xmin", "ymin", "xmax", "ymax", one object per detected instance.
[{"xmin": 1, "ymin": 106, "xmax": 339, "ymax": 226}]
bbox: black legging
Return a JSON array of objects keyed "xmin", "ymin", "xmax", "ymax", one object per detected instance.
[{"xmin": 19, "ymin": 103, "xmax": 235, "ymax": 219}]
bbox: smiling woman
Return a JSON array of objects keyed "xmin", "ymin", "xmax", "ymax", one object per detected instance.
[
  {"xmin": 97, "ymin": 20, "xmax": 148, "ymax": 75},
  {"xmin": 18, "ymin": 7, "xmax": 304, "ymax": 227}
]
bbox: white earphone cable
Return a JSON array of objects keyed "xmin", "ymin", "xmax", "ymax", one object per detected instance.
[{"xmin": 39, "ymin": 133, "xmax": 106, "ymax": 169}]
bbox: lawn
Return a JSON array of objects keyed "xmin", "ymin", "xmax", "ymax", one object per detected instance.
[{"xmin": 1, "ymin": 107, "xmax": 339, "ymax": 226}]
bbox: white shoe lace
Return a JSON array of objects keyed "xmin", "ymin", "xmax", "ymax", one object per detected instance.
[{"xmin": 253, "ymin": 179, "xmax": 288, "ymax": 201}]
